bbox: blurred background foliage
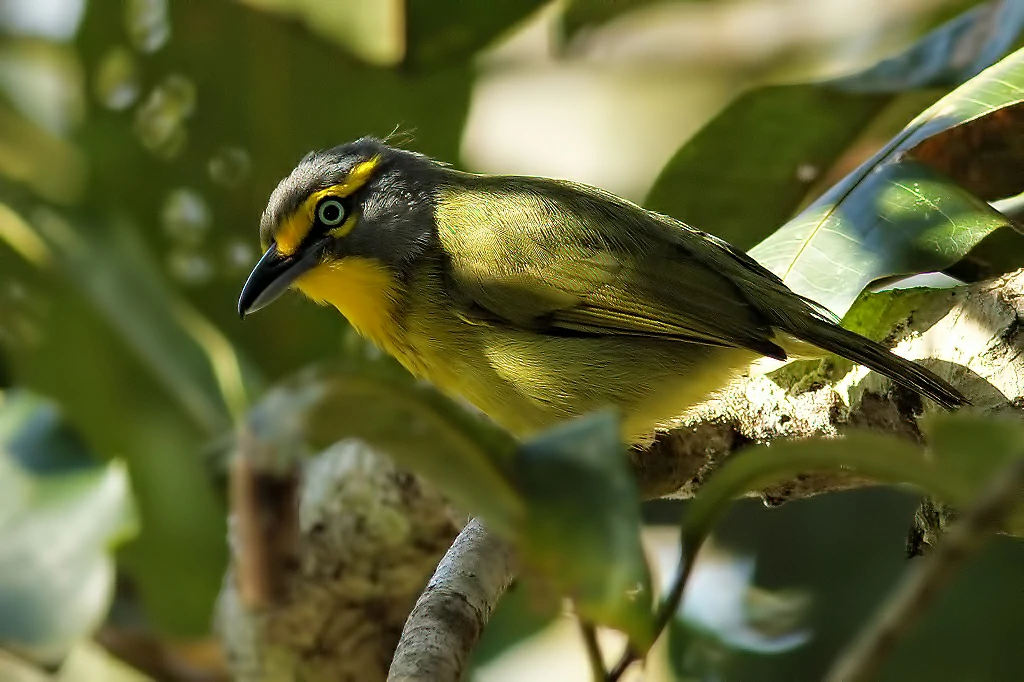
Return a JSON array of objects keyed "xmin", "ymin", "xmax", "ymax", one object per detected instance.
[{"xmin": 0, "ymin": 0, "xmax": 1022, "ymax": 680}]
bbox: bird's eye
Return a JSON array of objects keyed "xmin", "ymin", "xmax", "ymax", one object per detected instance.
[{"xmin": 316, "ymin": 198, "xmax": 346, "ymax": 227}]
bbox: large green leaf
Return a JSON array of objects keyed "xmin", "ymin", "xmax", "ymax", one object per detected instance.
[
  {"xmin": 560, "ymin": 0, "xmax": 682, "ymax": 40},
  {"xmin": 246, "ymin": 363, "xmax": 524, "ymax": 536},
  {"xmin": 232, "ymin": 0, "xmax": 548, "ymax": 67},
  {"xmin": 404, "ymin": 0, "xmax": 549, "ymax": 67},
  {"xmin": 833, "ymin": 0, "xmax": 1024, "ymax": 92},
  {"xmin": 749, "ymin": 46, "xmax": 1024, "ymax": 316},
  {"xmin": 1, "ymin": 210, "xmax": 233, "ymax": 634},
  {"xmin": 0, "ymin": 391, "xmax": 95, "ymax": 473},
  {"xmin": 683, "ymin": 433, "xmax": 977, "ymax": 551},
  {"xmin": 646, "ymin": 0, "xmax": 1024, "ymax": 251},
  {"xmin": 645, "ymin": 86, "xmax": 887, "ymax": 249},
  {"xmin": 649, "ymin": 418, "xmax": 1024, "ymax": 664},
  {"xmin": 0, "ymin": 198, "xmax": 253, "ymax": 435},
  {"xmin": 625, "ymin": 431, "xmax": 959, "ymax": 662},
  {"xmin": 755, "ymin": 159, "xmax": 1009, "ymax": 313},
  {"xmin": 0, "ymin": 394, "xmax": 136, "ymax": 665},
  {"xmin": 249, "ymin": 374, "xmax": 653, "ymax": 642},
  {"xmin": 922, "ymin": 412, "xmax": 1024, "ymax": 534},
  {"xmin": 515, "ymin": 411, "xmax": 653, "ymax": 646}
]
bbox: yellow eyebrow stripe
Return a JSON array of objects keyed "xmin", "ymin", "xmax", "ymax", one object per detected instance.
[{"xmin": 275, "ymin": 155, "xmax": 381, "ymax": 256}]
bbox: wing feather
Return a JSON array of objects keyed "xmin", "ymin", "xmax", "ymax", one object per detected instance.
[{"xmin": 436, "ymin": 175, "xmax": 786, "ymax": 359}]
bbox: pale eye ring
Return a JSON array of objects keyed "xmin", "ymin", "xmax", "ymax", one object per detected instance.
[{"xmin": 317, "ymin": 198, "xmax": 346, "ymax": 227}]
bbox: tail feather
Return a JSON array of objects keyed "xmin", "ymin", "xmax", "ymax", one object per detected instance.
[
  {"xmin": 681, "ymin": 221, "xmax": 969, "ymax": 409},
  {"xmin": 787, "ymin": 319, "xmax": 969, "ymax": 410}
]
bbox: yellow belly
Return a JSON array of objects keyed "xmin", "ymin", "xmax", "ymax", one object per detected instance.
[
  {"xmin": 398, "ymin": 275, "xmax": 755, "ymax": 441},
  {"xmin": 417, "ymin": 326, "xmax": 753, "ymax": 441},
  {"xmin": 295, "ymin": 257, "xmax": 754, "ymax": 442}
]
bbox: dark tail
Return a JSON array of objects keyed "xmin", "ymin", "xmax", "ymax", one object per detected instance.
[
  {"xmin": 788, "ymin": 318, "xmax": 969, "ymax": 410},
  {"xmin": 687, "ymin": 223, "xmax": 970, "ymax": 409}
]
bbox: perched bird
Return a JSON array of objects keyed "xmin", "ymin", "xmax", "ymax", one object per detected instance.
[{"xmin": 238, "ymin": 138, "xmax": 967, "ymax": 441}]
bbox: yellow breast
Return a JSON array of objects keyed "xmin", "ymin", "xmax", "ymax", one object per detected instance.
[{"xmin": 294, "ymin": 257, "xmax": 414, "ymax": 366}]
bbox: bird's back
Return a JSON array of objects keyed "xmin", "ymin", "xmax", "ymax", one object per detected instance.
[{"xmin": 395, "ymin": 170, "xmax": 966, "ymax": 439}]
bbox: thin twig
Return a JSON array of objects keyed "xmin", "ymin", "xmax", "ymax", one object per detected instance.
[
  {"xmin": 388, "ymin": 518, "xmax": 518, "ymax": 682},
  {"xmin": 578, "ymin": 619, "xmax": 606, "ymax": 682},
  {"xmin": 607, "ymin": 538, "xmax": 703, "ymax": 681},
  {"xmin": 825, "ymin": 456, "xmax": 1024, "ymax": 682}
]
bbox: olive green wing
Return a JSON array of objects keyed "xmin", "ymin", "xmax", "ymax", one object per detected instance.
[{"xmin": 435, "ymin": 177, "xmax": 786, "ymax": 359}]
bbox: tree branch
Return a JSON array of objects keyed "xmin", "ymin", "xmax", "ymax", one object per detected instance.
[
  {"xmin": 388, "ymin": 518, "xmax": 517, "ymax": 682},
  {"xmin": 635, "ymin": 269, "xmax": 1024, "ymax": 501},
  {"xmin": 390, "ymin": 269, "xmax": 1024, "ymax": 681}
]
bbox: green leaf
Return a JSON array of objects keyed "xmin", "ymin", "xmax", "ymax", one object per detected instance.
[
  {"xmin": 833, "ymin": 0, "xmax": 1024, "ymax": 92},
  {"xmin": 240, "ymin": 0, "xmax": 547, "ymax": 67},
  {"xmin": 28, "ymin": 211, "xmax": 256, "ymax": 431},
  {"xmin": 680, "ymin": 432, "xmax": 968, "ymax": 555},
  {"xmin": 925, "ymin": 412, "xmax": 1024, "ymax": 481},
  {"xmin": 470, "ymin": 579, "xmax": 560, "ymax": 669},
  {"xmin": 404, "ymin": 0, "xmax": 548, "ymax": 67},
  {"xmin": 665, "ymin": 420, "xmax": 1024, "ymax": 628},
  {"xmin": 247, "ymin": 364, "xmax": 524, "ymax": 536},
  {"xmin": 753, "ymin": 159, "xmax": 1010, "ymax": 316},
  {"xmin": 515, "ymin": 411, "xmax": 653, "ymax": 646},
  {"xmin": 0, "ymin": 391, "xmax": 95, "ymax": 473},
  {"xmin": 0, "ymin": 411, "xmax": 136, "ymax": 663},
  {"xmin": 645, "ymin": 86, "xmax": 887, "ymax": 250},
  {"xmin": 839, "ymin": 286, "xmax": 948, "ymax": 339},
  {"xmin": 231, "ymin": 0, "xmax": 406, "ymax": 66},
  {"xmin": 249, "ymin": 382, "xmax": 652, "ymax": 642},
  {"xmin": 646, "ymin": 0, "xmax": 1024, "ymax": 252},
  {"xmin": 247, "ymin": 380, "xmax": 654, "ymax": 642},
  {"xmin": 922, "ymin": 412, "xmax": 1024, "ymax": 534},
  {"xmin": 561, "ymin": 0, "xmax": 681, "ymax": 40},
  {"xmin": 662, "ymin": 428, "xmax": 994, "ymax": 628},
  {"xmin": 749, "ymin": 46, "xmax": 1024, "ymax": 316}
]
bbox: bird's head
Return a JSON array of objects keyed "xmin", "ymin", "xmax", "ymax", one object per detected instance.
[{"xmin": 237, "ymin": 137, "xmax": 436, "ymax": 318}]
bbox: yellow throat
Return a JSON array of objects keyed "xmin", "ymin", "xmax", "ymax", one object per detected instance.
[{"xmin": 295, "ymin": 256, "xmax": 404, "ymax": 353}]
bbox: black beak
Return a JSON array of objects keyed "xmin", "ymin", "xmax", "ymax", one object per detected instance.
[{"xmin": 237, "ymin": 242, "xmax": 322, "ymax": 318}]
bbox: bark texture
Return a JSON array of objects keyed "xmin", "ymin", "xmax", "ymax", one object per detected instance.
[
  {"xmin": 216, "ymin": 440, "xmax": 460, "ymax": 682},
  {"xmin": 387, "ymin": 519, "xmax": 517, "ymax": 682},
  {"xmin": 636, "ymin": 271, "xmax": 1024, "ymax": 500}
]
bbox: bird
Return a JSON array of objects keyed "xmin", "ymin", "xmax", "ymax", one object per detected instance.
[{"xmin": 238, "ymin": 137, "xmax": 968, "ymax": 442}]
